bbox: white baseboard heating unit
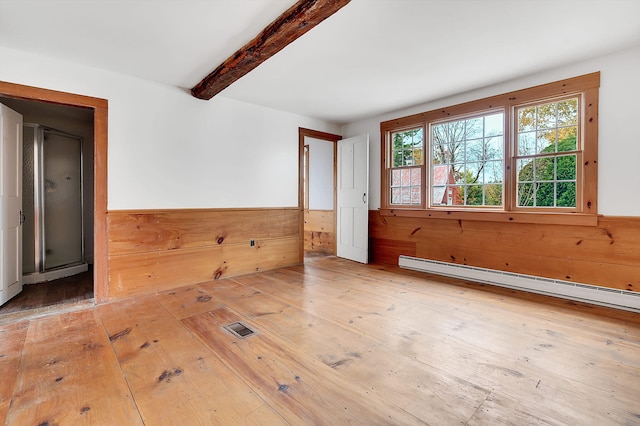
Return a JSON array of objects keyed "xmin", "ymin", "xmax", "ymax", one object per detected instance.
[{"xmin": 398, "ymin": 255, "xmax": 640, "ymax": 313}]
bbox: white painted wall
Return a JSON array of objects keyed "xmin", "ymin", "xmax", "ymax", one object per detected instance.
[
  {"xmin": 306, "ymin": 137, "xmax": 334, "ymax": 210},
  {"xmin": 342, "ymin": 44, "xmax": 640, "ymax": 217},
  {"xmin": 0, "ymin": 46, "xmax": 340, "ymax": 209}
]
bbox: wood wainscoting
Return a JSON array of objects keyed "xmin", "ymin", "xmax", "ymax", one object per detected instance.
[
  {"xmin": 369, "ymin": 210, "xmax": 640, "ymax": 293},
  {"xmin": 107, "ymin": 208, "xmax": 300, "ymax": 301},
  {"xmin": 303, "ymin": 209, "xmax": 335, "ymax": 255}
]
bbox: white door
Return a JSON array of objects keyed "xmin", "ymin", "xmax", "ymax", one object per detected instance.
[
  {"xmin": 0, "ymin": 103, "xmax": 23, "ymax": 305},
  {"xmin": 337, "ymin": 134, "xmax": 369, "ymax": 263}
]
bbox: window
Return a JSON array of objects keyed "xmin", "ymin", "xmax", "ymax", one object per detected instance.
[
  {"xmin": 380, "ymin": 73, "xmax": 599, "ymax": 224},
  {"xmin": 431, "ymin": 112, "xmax": 504, "ymax": 207},
  {"xmin": 390, "ymin": 128, "xmax": 423, "ymax": 206},
  {"xmin": 515, "ymin": 98, "xmax": 579, "ymax": 208}
]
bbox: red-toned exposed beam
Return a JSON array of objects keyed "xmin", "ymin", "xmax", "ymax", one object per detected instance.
[{"xmin": 191, "ymin": 0, "xmax": 351, "ymax": 100}]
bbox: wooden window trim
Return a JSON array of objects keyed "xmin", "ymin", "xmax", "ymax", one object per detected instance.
[
  {"xmin": 379, "ymin": 208, "xmax": 598, "ymax": 226},
  {"xmin": 380, "ymin": 72, "xmax": 600, "ymax": 226}
]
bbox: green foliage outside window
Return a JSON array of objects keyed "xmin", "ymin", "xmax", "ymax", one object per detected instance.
[
  {"xmin": 517, "ymin": 136, "xmax": 577, "ymax": 207},
  {"xmin": 392, "ymin": 129, "xmax": 423, "ymax": 167}
]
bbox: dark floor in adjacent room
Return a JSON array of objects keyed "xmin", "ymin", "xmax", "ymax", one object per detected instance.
[{"xmin": 0, "ymin": 266, "xmax": 94, "ymax": 320}]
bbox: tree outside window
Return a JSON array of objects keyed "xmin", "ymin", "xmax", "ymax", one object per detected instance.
[{"xmin": 431, "ymin": 112, "xmax": 504, "ymax": 207}]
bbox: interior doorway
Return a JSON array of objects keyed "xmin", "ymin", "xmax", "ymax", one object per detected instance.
[
  {"xmin": 0, "ymin": 80, "xmax": 108, "ymax": 314},
  {"xmin": 0, "ymin": 97, "xmax": 94, "ymax": 314},
  {"xmin": 298, "ymin": 128, "xmax": 341, "ymax": 262}
]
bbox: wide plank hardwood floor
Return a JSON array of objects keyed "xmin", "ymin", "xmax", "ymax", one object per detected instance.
[{"xmin": 1, "ymin": 256, "xmax": 639, "ymax": 425}]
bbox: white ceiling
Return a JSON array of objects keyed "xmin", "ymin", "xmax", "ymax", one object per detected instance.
[{"xmin": 1, "ymin": 0, "xmax": 639, "ymax": 124}]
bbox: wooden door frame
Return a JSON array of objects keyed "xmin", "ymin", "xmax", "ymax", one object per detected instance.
[
  {"xmin": 0, "ymin": 81, "xmax": 109, "ymax": 303},
  {"xmin": 298, "ymin": 127, "xmax": 342, "ymax": 263}
]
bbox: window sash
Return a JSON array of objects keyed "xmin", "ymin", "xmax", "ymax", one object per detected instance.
[
  {"xmin": 388, "ymin": 126, "xmax": 426, "ymax": 208},
  {"xmin": 513, "ymin": 95, "xmax": 582, "ymax": 211},
  {"xmin": 428, "ymin": 109, "xmax": 505, "ymax": 209}
]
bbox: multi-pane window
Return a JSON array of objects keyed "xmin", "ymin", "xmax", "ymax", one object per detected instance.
[
  {"xmin": 430, "ymin": 112, "xmax": 504, "ymax": 207},
  {"xmin": 515, "ymin": 98, "xmax": 579, "ymax": 208},
  {"xmin": 390, "ymin": 128, "xmax": 423, "ymax": 205},
  {"xmin": 381, "ymin": 73, "xmax": 598, "ymax": 219}
]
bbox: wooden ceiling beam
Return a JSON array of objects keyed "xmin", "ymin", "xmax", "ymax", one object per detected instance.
[{"xmin": 191, "ymin": 0, "xmax": 351, "ymax": 100}]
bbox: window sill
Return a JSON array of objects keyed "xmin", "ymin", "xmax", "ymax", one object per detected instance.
[{"xmin": 379, "ymin": 208, "xmax": 598, "ymax": 226}]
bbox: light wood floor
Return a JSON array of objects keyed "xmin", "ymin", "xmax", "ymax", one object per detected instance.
[{"xmin": 1, "ymin": 257, "xmax": 639, "ymax": 425}]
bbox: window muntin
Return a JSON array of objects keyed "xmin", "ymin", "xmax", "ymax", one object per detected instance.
[
  {"xmin": 515, "ymin": 97, "xmax": 580, "ymax": 209},
  {"xmin": 430, "ymin": 112, "xmax": 504, "ymax": 207},
  {"xmin": 390, "ymin": 128, "xmax": 423, "ymax": 206}
]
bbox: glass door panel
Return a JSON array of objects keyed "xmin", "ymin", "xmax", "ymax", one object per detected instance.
[{"xmin": 43, "ymin": 131, "xmax": 83, "ymax": 269}]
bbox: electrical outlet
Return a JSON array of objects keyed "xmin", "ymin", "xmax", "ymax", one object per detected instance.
[{"xmin": 250, "ymin": 239, "xmax": 255, "ymax": 247}]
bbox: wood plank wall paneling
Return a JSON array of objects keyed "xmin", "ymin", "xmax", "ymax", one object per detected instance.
[
  {"xmin": 369, "ymin": 238, "xmax": 416, "ymax": 266},
  {"xmin": 369, "ymin": 210, "xmax": 640, "ymax": 292},
  {"xmin": 304, "ymin": 210, "xmax": 335, "ymax": 254},
  {"xmin": 107, "ymin": 208, "xmax": 301, "ymax": 300}
]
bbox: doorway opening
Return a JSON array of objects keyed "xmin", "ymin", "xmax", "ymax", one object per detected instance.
[
  {"xmin": 0, "ymin": 81, "xmax": 108, "ymax": 319},
  {"xmin": 0, "ymin": 97, "xmax": 94, "ymax": 316},
  {"xmin": 298, "ymin": 128, "xmax": 341, "ymax": 263}
]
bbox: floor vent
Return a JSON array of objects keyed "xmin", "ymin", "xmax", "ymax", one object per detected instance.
[
  {"xmin": 224, "ymin": 322, "xmax": 255, "ymax": 338},
  {"xmin": 398, "ymin": 255, "xmax": 640, "ymax": 313}
]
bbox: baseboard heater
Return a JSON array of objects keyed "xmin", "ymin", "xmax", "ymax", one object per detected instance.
[{"xmin": 398, "ymin": 255, "xmax": 640, "ymax": 313}]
